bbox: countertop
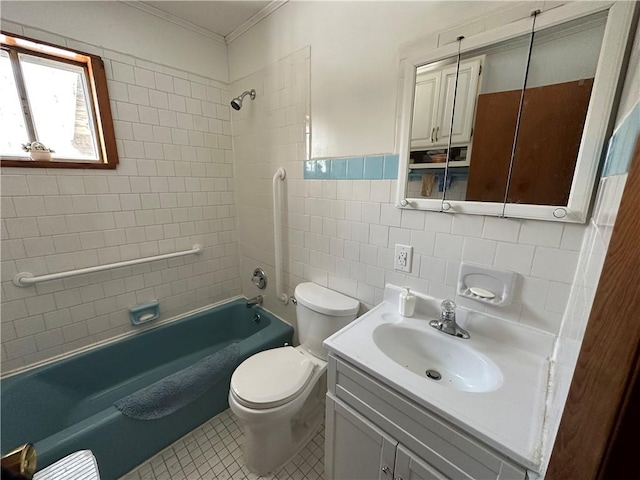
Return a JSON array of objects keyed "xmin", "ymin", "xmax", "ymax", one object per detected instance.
[{"xmin": 324, "ymin": 285, "xmax": 554, "ymax": 472}]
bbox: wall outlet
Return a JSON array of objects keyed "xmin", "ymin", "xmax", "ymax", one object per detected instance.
[{"xmin": 394, "ymin": 244, "xmax": 413, "ymax": 273}]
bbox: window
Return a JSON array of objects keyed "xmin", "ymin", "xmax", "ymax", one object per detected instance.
[{"xmin": 0, "ymin": 32, "xmax": 118, "ymax": 169}]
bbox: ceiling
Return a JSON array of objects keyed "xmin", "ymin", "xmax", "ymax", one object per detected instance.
[{"xmin": 141, "ymin": 1, "xmax": 272, "ymax": 39}]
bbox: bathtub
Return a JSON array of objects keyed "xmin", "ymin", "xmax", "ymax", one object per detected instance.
[{"xmin": 1, "ymin": 299, "xmax": 293, "ymax": 479}]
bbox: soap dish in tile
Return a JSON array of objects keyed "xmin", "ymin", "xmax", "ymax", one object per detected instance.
[{"xmin": 457, "ymin": 263, "xmax": 516, "ymax": 307}]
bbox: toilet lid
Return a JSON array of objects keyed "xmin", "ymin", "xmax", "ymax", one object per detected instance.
[
  {"xmin": 294, "ymin": 282, "xmax": 360, "ymax": 317},
  {"xmin": 231, "ymin": 347, "xmax": 315, "ymax": 409}
]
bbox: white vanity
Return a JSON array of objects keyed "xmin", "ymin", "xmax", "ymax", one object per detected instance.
[{"xmin": 323, "ymin": 285, "xmax": 554, "ymax": 480}]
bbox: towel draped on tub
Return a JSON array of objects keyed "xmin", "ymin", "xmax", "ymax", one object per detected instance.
[{"xmin": 115, "ymin": 342, "xmax": 240, "ymax": 420}]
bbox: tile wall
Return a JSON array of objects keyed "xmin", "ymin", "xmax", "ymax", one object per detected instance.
[
  {"xmin": 231, "ymin": 49, "xmax": 585, "ymax": 337},
  {"xmin": 542, "ymin": 103, "xmax": 639, "ymax": 471},
  {"xmin": 1, "ymin": 23, "xmax": 241, "ymax": 374},
  {"xmin": 232, "ymin": 47, "xmax": 311, "ymax": 329}
]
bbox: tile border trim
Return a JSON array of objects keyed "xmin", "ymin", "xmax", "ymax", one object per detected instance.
[{"xmin": 304, "ymin": 154, "xmax": 399, "ymax": 180}]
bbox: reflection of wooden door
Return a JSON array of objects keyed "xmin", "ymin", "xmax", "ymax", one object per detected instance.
[
  {"xmin": 465, "ymin": 90, "xmax": 519, "ymax": 202},
  {"xmin": 466, "ymin": 79, "xmax": 594, "ymax": 205}
]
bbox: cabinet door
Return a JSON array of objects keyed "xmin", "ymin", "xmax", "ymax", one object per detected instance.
[
  {"xmin": 435, "ymin": 58, "xmax": 482, "ymax": 146},
  {"xmin": 411, "ymin": 70, "xmax": 441, "ymax": 149},
  {"xmin": 395, "ymin": 445, "xmax": 449, "ymax": 480},
  {"xmin": 326, "ymin": 395, "xmax": 398, "ymax": 480}
]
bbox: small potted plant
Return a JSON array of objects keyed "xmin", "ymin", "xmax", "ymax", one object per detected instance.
[{"xmin": 22, "ymin": 141, "xmax": 54, "ymax": 161}]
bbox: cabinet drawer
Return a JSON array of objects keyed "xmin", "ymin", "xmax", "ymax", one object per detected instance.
[{"xmin": 332, "ymin": 355, "xmax": 526, "ymax": 480}]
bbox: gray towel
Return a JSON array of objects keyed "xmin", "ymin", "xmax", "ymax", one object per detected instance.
[{"xmin": 115, "ymin": 343, "xmax": 239, "ymax": 420}]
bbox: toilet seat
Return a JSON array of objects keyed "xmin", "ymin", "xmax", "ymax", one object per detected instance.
[{"xmin": 231, "ymin": 347, "xmax": 315, "ymax": 409}]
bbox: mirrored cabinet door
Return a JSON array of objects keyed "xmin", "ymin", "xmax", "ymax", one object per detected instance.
[
  {"xmin": 505, "ymin": 12, "xmax": 606, "ymax": 207},
  {"xmin": 408, "ymin": 56, "xmax": 484, "ymax": 203},
  {"xmin": 461, "ymin": 34, "xmax": 532, "ymax": 204},
  {"xmin": 435, "ymin": 57, "xmax": 482, "ymax": 147},
  {"xmin": 396, "ymin": 1, "xmax": 636, "ymax": 222}
]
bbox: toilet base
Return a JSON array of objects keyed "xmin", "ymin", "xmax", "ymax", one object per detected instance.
[
  {"xmin": 235, "ymin": 373, "xmax": 327, "ymax": 476},
  {"xmin": 244, "ymin": 401, "xmax": 324, "ymax": 476}
]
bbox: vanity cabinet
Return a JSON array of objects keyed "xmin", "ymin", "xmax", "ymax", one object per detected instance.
[
  {"xmin": 411, "ymin": 57, "xmax": 482, "ymax": 150},
  {"xmin": 327, "ymin": 395, "xmax": 445, "ymax": 480},
  {"xmin": 325, "ymin": 354, "xmax": 528, "ymax": 480}
]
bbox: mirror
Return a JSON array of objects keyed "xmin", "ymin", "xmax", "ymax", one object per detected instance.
[
  {"xmin": 396, "ymin": 2, "xmax": 635, "ymax": 222},
  {"xmin": 504, "ymin": 13, "xmax": 605, "ymax": 206}
]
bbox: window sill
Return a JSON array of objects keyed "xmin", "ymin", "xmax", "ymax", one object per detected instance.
[{"xmin": 0, "ymin": 157, "xmax": 117, "ymax": 169}]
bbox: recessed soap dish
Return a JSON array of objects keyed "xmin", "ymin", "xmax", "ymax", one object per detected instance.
[
  {"xmin": 457, "ymin": 263, "xmax": 516, "ymax": 307},
  {"xmin": 129, "ymin": 300, "xmax": 160, "ymax": 325}
]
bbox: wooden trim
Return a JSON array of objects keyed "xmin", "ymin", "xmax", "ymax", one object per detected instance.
[
  {"xmin": 546, "ymin": 135, "xmax": 640, "ymax": 478},
  {"xmin": 599, "ymin": 351, "xmax": 640, "ymax": 478},
  {"xmin": 6, "ymin": 43, "xmax": 88, "ymax": 68},
  {"xmin": 0, "ymin": 159, "xmax": 116, "ymax": 169},
  {"xmin": 88, "ymin": 55, "xmax": 119, "ymax": 169},
  {"xmin": 1, "ymin": 30, "xmax": 93, "ymax": 61}
]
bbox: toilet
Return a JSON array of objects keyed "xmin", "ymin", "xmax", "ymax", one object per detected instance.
[{"xmin": 228, "ymin": 282, "xmax": 359, "ymax": 475}]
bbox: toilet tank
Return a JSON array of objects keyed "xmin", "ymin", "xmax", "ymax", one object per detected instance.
[{"xmin": 294, "ymin": 283, "xmax": 359, "ymax": 359}]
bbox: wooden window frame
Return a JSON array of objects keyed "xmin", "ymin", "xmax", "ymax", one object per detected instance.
[{"xmin": 1, "ymin": 31, "xmax": 118, "ymax": 169}]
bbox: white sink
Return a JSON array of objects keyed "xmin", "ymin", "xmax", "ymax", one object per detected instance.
[
  {"xmin": 372, "ymin": 319, "xmax": 503, "ymax": 392},
  {"xmin": 324, "ymin": 285, "xmax": 556, "ymax": 471}
]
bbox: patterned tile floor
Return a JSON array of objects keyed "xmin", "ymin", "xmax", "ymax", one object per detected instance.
[{"xmin": 119, "ymin": 409, "xmax": 325, "ymax": 480}]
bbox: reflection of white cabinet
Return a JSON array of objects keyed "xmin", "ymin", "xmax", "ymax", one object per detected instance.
[
  {"xmin": 325, "ymin": 355, "xmax": 527, "ymax": 480},
  {"xmin": 411, "ymin": 57, "xmax": 483, "ymax": 149}
]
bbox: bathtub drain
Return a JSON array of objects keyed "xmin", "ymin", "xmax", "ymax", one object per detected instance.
[{"xmin": 425, "ymin": 369, "xmax": 441, "ymax": 380}]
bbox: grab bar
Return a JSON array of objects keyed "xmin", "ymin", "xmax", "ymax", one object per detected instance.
[
  {"xmin": 273, "ymin": 167, "xmax": 289, "ymax": 304},
  {"xmin": 13, "ymin": 244, "xmax": 203, "ymax": 287}
]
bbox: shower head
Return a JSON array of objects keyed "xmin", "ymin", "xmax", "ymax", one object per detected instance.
[{"xmin": 230, "ymin": 89, "xmax": 256, "ymax": 111}]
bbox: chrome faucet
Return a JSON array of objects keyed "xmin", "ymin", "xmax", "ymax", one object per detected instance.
[
  {"xmin": 246, "ymin": 295, "xmax": 263, "ymax": 308},
  {"xmin": 429, "ymin": 299, "xmax": 470, "ymax": 339}
]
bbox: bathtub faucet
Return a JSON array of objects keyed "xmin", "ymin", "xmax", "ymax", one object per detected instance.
[{"xmin": 246, "ymin": 295, "xmax": 263, "ymax": 308}]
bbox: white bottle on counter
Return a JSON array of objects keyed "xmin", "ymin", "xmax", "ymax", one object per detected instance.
[{"xmin": 398, "ymin": 287, "xmax": 416, "ymax": 317}]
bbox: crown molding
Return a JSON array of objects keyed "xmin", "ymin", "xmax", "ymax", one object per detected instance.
[
  {"xmin": 122, "ymin": 1, "xmax": 227, "ymax": 45},
  {"xmin": 226, "ymin": 0, "xmax": 288, "ymax": 44}
]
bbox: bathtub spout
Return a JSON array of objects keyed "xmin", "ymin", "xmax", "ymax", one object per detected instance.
[{"xmin": 246, "ymin": 295, "xmax": 263, "ymax": 308}]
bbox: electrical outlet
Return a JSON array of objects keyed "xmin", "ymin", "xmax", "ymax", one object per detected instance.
[{"xmin": 394, "ymin": 244, "xmax": 413, "ymax": 273}]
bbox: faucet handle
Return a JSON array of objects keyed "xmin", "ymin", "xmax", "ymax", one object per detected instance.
[
  {"xmin": 441, "ymin": 299, "xmax": 456, "ymax": 320},
  {"xmin": 441, "ymin": 299, "xmax": 456, "ymax": 313}
]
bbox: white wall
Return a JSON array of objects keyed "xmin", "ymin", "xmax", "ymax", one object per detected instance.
[
  {"xmin": 1, "ymin": 16, "xmax": 239, "ymax": 373},
  {"xmin": 481, "ymin": 20, "xmax": 605, "ymax": 94},
  {"xmin": 1, "ymin": 1, "xmax": 229, "ymax": 83},
  {"xmin": 231, "ymin": 47, "xmax": 311, "ymax": 332},
  {"xmin": 229, "ymin": 1, "xmax": 587, "ymax": 339},
  {"xmin": 228, "ymin": 0, "xmax": 515, "ymax": 159}
]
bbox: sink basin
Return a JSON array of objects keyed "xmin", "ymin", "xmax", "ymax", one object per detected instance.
[{"xmin": 372, "ymin": 322, "xmax": 503, "ymax": 392}]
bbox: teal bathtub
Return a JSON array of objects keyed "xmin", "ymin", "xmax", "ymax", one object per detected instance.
[{"xmin": 1, "ymin": 299, "xmax": 293, "ymax": 479}]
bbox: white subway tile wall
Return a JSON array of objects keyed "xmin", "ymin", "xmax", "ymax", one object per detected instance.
[
  {"xmin": 231, "ymin": 47, "xmax": 585, "ymax": 337},
  {"xmin": 1, "ymin": 24, "xmax": 240, "ymax": 373},
  {"xmin": 543, "ymin": 172, "xmax": 628, "ymax": 474}
]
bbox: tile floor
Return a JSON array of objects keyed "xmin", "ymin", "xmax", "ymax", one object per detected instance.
[{"xmin": 119, "ymin": 409, "xmax": 325, "ymax": 480}]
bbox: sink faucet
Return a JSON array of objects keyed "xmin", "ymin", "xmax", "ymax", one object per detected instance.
[
  {"xmin": 429, "ymin": 300, "xmax": 470, "ymax": 339},
  {"xmin": 246, "ymin": 295, "xmax": 263, "ymax": 308}
]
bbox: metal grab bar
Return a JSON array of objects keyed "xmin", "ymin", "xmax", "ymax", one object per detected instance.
[
  {"xmin": 273, "ymin": 167, "xmax": 289, "ymax": 304},
  {"xmin": 12, "ymin": 244, "xmax": 203, "ymax": 287}
]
